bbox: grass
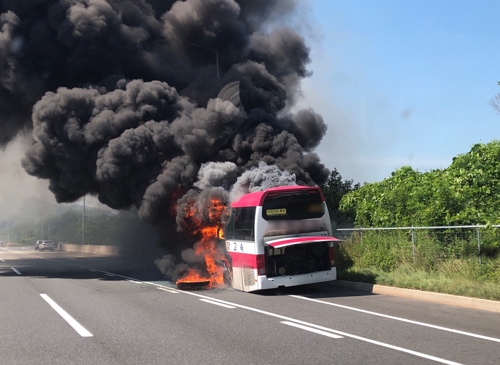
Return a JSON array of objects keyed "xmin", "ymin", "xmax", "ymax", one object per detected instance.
[{"xmin": 336, "ymin": 230, "xmax": 500, "ymax": 301}]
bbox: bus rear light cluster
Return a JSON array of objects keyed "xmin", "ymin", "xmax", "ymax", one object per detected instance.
[
  {"xmin": 329, "ymin": 246, "xmax": 335, "ymax": 266},
  {"xmin": 256, "ymin": 254, "xmax": 266, "ymax": 275}
]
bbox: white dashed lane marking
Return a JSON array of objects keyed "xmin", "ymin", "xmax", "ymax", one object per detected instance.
[
  {"xmin": 281, "ymin": 321, "xmax": 343, "ymax": 339},
  {"xmin": 40, "ymin": 294, "xmax": 93, "ymax": 337},
  {"xmin": 200, "ymin": 298, "xmax": 236, "ymax": 309}
]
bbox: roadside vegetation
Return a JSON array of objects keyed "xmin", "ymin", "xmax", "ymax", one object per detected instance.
[
  {"xmin": 336, "ymin": 230, "xmax": 500, "ymax": 300},
  {"xmin": 325, "ymin": 140, "xmax": 500, "ymax": 300}
]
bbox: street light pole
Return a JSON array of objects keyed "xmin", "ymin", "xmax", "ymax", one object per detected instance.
[
  {"xmin": 186, "ymin": 42, "xmax": 219, "ymax": 79},
  {"xmin": 158, "ymin": 37, "xmax": 220, "ymax": 79},
  {"xmin": 215, "ymin": 48, "xmax": 219, "ymax": 79},
  {"xmin": 82, "ymin": 195, "xmax": 85, "ymax": 245}
]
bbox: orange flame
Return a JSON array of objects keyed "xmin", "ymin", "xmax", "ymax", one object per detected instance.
[{"xmin": 176, "ymin": 198, "xmax": 228, "ymax": 289}]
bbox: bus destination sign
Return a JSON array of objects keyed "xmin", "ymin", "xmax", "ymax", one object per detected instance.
[{"xmin": 266, "ymin": 208, "xmax": 287, "ymax": 216}]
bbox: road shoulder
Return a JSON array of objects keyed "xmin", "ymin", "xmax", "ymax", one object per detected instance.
[{"xmin": 331, "ymin": 280, "xmax": 500, "ymax": 313}]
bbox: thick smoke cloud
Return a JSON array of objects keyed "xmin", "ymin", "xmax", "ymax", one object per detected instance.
[
  {"xmin": 0, "ymin": 0, "xmax": 331, "ymax": 252},
  {"xmin": 194, "ymin": 161, "xmax": 240, "ymax": 191},
  {"xmin": 229, "ymin": 162, "xmax": 296, "ymax": 202}
]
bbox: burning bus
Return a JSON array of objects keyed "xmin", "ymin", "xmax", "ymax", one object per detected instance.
[{"xmin": 223, "ymin": 185, "xmax": 339, "ymax": 292}]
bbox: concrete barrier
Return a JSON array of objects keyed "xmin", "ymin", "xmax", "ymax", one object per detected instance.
[{"xmin": 60, "ymin": 243, "xmax": 122, "ymax": 256}]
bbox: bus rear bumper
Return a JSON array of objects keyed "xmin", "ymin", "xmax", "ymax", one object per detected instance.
[{"xmin": 258, "ymin": 268, "xmax": 337, "ymax": 290}]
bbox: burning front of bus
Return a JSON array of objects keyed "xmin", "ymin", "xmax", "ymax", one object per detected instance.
[
  {"xmin": 173, "ymin": 189, "xmax": 231, "ymax": 290},
  {"xmin": 171, "ymin": 183, "xmax": 340, "ymax": 292}
]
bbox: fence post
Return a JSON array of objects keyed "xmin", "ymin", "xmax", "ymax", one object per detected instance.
[
  {"xmin": 477, "ymin": 227, "xmax": 482, "ymax": 265},
  {"xmin": 411, "ymin": 226, "xmax": 415, "ymax": 262},
  {"xmin": 360, "ymin": 227, "xmax": 363, "ymax": 245}
]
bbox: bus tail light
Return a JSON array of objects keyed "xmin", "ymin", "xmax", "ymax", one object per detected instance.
[
  {"xmin": 329, "ymin": 246, "xmax": 335, "ymax": 267},
  {"xmin": 256, "ymin": 254, "xmax": 266, "ymax": 275}
]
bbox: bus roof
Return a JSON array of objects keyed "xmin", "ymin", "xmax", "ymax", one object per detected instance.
[{"xmin": 230, "ymin": 185, "xmax": 324, "ymax": 208}]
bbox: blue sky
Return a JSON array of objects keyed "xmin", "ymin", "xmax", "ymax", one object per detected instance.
[{"xmin": 297, "ymin": 0, "xmax": 500, "ymax": 184}]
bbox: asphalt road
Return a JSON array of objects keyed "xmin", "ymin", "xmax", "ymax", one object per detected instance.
[{"xmin": 1, "ymin": 246, "xmax": 499, "ymax": 365}]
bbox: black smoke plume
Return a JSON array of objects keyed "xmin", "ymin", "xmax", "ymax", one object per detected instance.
[{"xmin": 0, "ymin": 0, "xmax": 330, "ymax": 254}]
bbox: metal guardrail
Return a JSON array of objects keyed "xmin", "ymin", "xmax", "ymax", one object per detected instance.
[{"xmin": 335, "ymin": 225, "xmax": 500, "ymax": 264}]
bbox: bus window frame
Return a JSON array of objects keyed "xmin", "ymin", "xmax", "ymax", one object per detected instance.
[
  {"xmin": 224, "ymin": 207, "xmax": 256, "ymax": 241},
  {"xmin": 261, "ymin": 191, "xmax": 325, "ymax": 221}
]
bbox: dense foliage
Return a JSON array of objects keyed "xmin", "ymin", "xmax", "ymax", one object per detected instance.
[
  {"xmin": 321, "ymin": 168, "xmax": 360, "ymax": 228},
  {"xmin": 340, "ymin": 140, "xmax": 500, "ymax": 227}
]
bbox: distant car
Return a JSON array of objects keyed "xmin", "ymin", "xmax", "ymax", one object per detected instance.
[
  {"xmin": 35, "ymin": 240, "xmax": 43, "ymax": 250},
  {"xmin": 39, "ymin": 240, "xmax": 55, "ymax": 252},
  {"xmin": 0, "ymin": 241, "xmax": 5, "ymax": 247}
]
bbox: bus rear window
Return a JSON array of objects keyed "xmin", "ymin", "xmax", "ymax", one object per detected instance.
[{"xmin": 262, "ymin": 190, "xmax": 324, "ymax": 221}]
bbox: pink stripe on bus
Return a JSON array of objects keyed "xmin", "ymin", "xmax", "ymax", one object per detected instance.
[
  {"xmin": 228, "ymin": 251, "xmax": 258, "ymax": 269},
  {"xmin": 267, "ymin": 236, "xmax": 339, "ymax": 249}
]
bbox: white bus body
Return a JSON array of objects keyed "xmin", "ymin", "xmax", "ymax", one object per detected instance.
[{"xmin": 224, "ymin": 186, "xmax": 338, "ymax": 292}]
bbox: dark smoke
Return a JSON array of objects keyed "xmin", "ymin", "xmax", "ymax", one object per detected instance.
[
  {"xmin": 1, "ymin": 0, "xmax": 330, "ymax": 254},
  {"xmin": 229, "ymin": 162, "xmax": 296, "ymax": 202}
]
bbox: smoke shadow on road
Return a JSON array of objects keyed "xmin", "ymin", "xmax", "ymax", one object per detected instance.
[
  {"xmin": 250, "ymin": 281, "xmax": 377, "ymax": 299},
  {"xmin": 0, "ymin": 250, "xmax": 168, "ymax": 283}
]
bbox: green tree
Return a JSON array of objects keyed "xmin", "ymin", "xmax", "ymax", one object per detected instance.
[
  {"xmin": 321, "ymin": 168, "xmax": 360, "ymax": 228},
  {"xmin": 340, "ymin": 140, "xmax": 500, "ymax": 227},
  {"xmin": 446, "ymin": 141, "xmax": 500, "ymax": 224}
]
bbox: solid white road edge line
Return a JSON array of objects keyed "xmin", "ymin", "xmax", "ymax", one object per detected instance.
[
  {"xmin": 289, "ymin": 295, "xmax": 500, "ymax": 344},
  {"xmin": 40, "ymin": 294, "xmax": 93, "ymax": 337},
  {"xmin": 200, "ymin": 298, "xmax": 235, "ymax": 309},
  {"xmin": 157, "ymin": 287, "xmax": 179, "ymax": 294},
  {"xmin": 0, "ymin": 257, "xmax": 5, "ymax": 262},
  {"xmin": 11, "ymin": 267, "xmax": 21, "ymax": 275},
  {"xmin": 281, "ymin": 321, "xmax": 343, "ymax": 339}
]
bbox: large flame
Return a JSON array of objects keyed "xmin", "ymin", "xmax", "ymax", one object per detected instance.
[{"xmin": 176, "ymin": 198, "xmax": 228, "ymax": 289}]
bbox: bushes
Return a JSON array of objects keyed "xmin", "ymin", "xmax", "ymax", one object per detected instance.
[{"xmin": 336, "ymin": 229, "xmax": 500, "ymax": 300}]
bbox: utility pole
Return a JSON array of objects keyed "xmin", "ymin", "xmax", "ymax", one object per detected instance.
[
  {"xmin": 215, "ymin": 48, "xmax": 219, "ymax": 79},
  {"xmin": 158, "ymin": 37, "xmax": 220, "ymax": 79},
  {"xmin": 82, "ymin": 195, "xmax": 85, "ymax": 245},
  {"xmin": 186, "ymin": 42, "xmax": 220, "ymax": 79}
]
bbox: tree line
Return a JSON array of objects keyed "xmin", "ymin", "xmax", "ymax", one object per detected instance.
[{"xmin": 338, "ymin": 140, "xmax": 500, "ymax": 228}]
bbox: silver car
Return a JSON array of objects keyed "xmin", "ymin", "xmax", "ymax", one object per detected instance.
[{"xmin": 39, "ymin": 240, "xmax": 55, "ymax": 252}]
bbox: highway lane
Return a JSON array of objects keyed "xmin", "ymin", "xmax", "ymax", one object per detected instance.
[{"xmin": 0, "ymin": 247, "xmax": 499, "ymax": 365}]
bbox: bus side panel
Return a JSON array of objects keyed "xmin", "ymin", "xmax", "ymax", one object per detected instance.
[
  {"xmin": 231, "ymin": 266, "xmax": 244, "ymax": 291},
  {"xmin": 323, "ymin": 204, "xmax": 333, "ymax": 235},
  {"xmin": 228, "ymin": 252, "xmax": 260, "ymax": 292}
]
